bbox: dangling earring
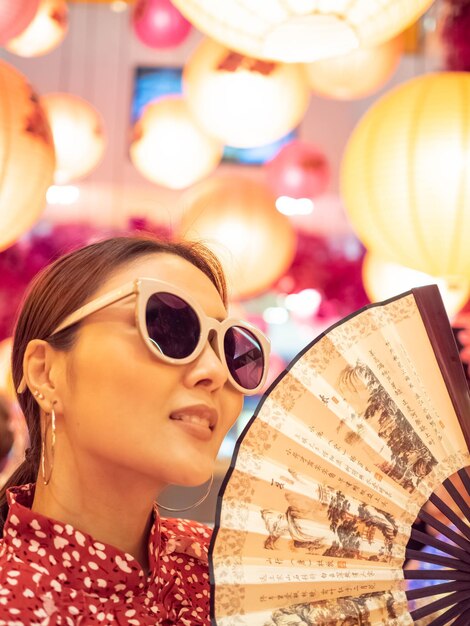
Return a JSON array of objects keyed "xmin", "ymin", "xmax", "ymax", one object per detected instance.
[
  {"xmin": 41, "ymin": 407, "xmax": 56, "ymax": 486},
  {"xmin": 156, "ymin": 473, "xmax": 214, "ymax": 512}
]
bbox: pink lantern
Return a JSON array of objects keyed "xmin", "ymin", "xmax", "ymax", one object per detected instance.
[
  {"xmin": 0, "ymin": 0, "xmax": 39, "ymax": 45},
  {"xmin": 132, "ymin": 0, "xmax": 191, "ymax": 49},
  {"xmin": 260, "ymin": 352, "xmax": 287, "ymax": 394},
  {"xmin": 265, "ymin": 140, "xmax": 330, "ymax": 199}
]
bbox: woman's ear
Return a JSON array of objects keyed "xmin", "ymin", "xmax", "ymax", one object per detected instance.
[{"xmin": 22, "ymin": 340, "xmax": 66, "ymax": 413}]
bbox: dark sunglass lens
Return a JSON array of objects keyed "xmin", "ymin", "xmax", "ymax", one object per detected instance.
[
  {"xmin": 224, "ymin": 326, "xmax": 264, "ymax": 390},
  {"xmin": 146, "ymin": 293, "xmax": 200, "ymax": 359}
]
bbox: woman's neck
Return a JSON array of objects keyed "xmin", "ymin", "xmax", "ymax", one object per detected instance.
[{"xmin": 31, "ymin": 452, "xmax": 161, "ymax": 573}]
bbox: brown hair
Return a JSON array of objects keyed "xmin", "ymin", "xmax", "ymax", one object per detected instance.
[
  {"xmin": 0, "ymin": 396, "xmax": 13, "ymax": 464},
  {"xmin": 0, "ymin": 234, "xmax": 227, "ymax": 535}
]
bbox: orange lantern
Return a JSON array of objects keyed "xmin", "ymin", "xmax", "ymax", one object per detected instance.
[
  {"xmin": 178, "ymin": 176, "xmax": 296, "ymax": 299},
  {"xmin": 0, "ymin": 61, "xmax": 55, "ymax": 251},
  {"xmin": 130, "ymin": 96, "xmax": 223, "ymax": 189},
  {"xmin": 5, "ymin": 0, "xmax": 68, "ymax": 57},
  {"xmin": 183, "ymin": 38, "xmax": 310, "ymax": 148},
  {"xmin": 0, "ymin": 339, "xmax": 15, "ymax": 400},
  {"xmin": 304, "ymin": 36, "xmax": 403, "ymax": 100},
  {"xmin": 42, "ymin": 93, "xmax": 106, "ymax": 184},
  {"xmin": 362, "ymin": 252, "xmax": 470, "ymax": 317}
]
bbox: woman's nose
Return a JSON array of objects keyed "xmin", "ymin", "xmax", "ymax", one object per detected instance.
[{"xmin": 184, "ymin": 338, "xmax": 228, "ymax": 392}]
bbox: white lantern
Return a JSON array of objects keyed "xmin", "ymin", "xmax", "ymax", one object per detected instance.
[
  {"xmin": 130, "ymin": 96, "xmax": 223, "ymax": 189},
  {"xmin": 184, "ymin": 38, "xmax": 310, "ymax": 148},
  {"xmin": 171, "ymin": 0, "xmax": 434, "ymax": 63},
  {"xmin": 42, "ymin": 93, "xmax": 106, "ymax": 184},
  {"xmin": 5, "ymin": 0, "xmax": 68, "ymax": 58}
]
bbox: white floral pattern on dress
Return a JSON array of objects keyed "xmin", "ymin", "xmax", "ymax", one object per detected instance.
[{"xmin": 0, "ymin": 483, "xmax": 211, "ymax": 625}]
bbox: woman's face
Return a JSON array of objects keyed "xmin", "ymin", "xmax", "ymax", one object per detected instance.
[{"xmin": 56, "ymin": 253, "xmax": 244, "ymax": 488}]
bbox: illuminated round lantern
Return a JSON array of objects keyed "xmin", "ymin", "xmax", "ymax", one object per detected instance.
[
  {"xmin": 341, "ymin": 72, "xmax": 470, "ymax": 279},
  {"xmin": 41, "ymin": 93, "xmax": 105, "ymax": 184},
  {"xmin": 265, "ymin": 140, "xmax": 330, "ymax": 199},
  {"xmin": 362, "ymin": 252, "xmax": 470, "ymax": 317},
  {"xmin": 178, "ymin": 177, "xmax": 296, "ymax": 299},
  {"xmin": 0, "ymin": 0, "xmax": 40, "ymax": 45},
  {"xmin": 304, "ymin": 36, "xmax": 403, "ymax": 100},
  {"xmin": 0, "ymin": 61, "xmax": 55, "ymax": 251},
  {"xmin": 132, "ymin": 0, "xmax": 191, "ymax": 49},
  {"xmin": 130, "ymin": 96, "xmax": 223, "ymax": 189},
  {"xmin": 183, "ymin": 38, "xmax": 310, "ymax": 148},
  {"xmin": 172, "ymin": 0, "xmax": 434, "ymax": 63},
  {"xmin": 5, "ymin": 0, "xmax": 68, "ymax": 57}
]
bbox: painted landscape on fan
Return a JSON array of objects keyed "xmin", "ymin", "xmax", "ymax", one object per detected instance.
[{"xmin": 210, "ymin": 286, "xmax": 470, "ymax": 626}]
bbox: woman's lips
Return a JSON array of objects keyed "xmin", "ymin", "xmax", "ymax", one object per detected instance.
[{"xmin": 169, "ymin": 404, "xmax": 218, "ymax": 441}]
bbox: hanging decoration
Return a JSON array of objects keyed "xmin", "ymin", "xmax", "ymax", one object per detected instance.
[
  {"xmin": 130, "ymin": 95, "xmax": 223, "ymax": 189},
  {"xmin": 171, "ymin": 0, "xmax": 434, "ymax": 63},
  {"xmin": 177, "ymin": 176, "xmax": 296, "ymax": 300},
  {"xmin": 0, "ymin": 0, "xmax": 40, "ymax": 45},
  {"xmin": 274, "ymin": 231, "xmax": 368, "ymax": 320},
  {"xmin": 0, "ymin": 61, "xmax": 55, "ymax": 252},
  {"xmin": 132, "ymin": 0, "xmax": 192, "ymax": 49},
  {"xmin": 341, "ymin": 71, "xmax": 470, "ymax": 279},
  {"xmin": 41, "ymin": 93, "xmax": 106, "ymax": 184},
  {"xmin": 264, "ymin": 140, "xmax": 330, "ymax": 200},
  {"xmin": 5, "ymin": 0, "xmax": 68, "ymax": 57},
  {"xmin": 183, "ymin": 38, "xmax": 310, "ymax": 149},
  {"xmin": 441, "ymin": 0, "xmax": 470, "ymax": 71},
  {"xmin": 304, "ymin": 35, "xmax": 403, "ymax": 100},
  {"xmin": 362, "ymin": 251, "xmax": 470, "ymax": 317}
]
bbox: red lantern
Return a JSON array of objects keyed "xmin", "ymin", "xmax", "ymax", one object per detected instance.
[
  {"xmin": 0, "ymin": 0, "xmax": 39, "ymax": 45},
  {"xmin": 265, "ymin": 140, "xmax": 330, "ymax": 199},
  {"xmin": 132, "ymin": 0, "xmax": 191, "ymax": 49}
]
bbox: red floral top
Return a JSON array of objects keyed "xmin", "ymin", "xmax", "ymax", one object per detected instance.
[{"xmin": 0, "ymin": 483, "xmax": 212, "ymax": 625}]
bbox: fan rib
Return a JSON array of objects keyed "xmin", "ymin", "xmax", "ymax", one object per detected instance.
[
  {"xmin": 428, "ymin": 493, "xmax": 470, "ymax": 541},
  {"xmin": 450, "ymin": 607, "xmax": 470, "ymax": 625},
  {"xmin": 406, "ymin": 580, "xmax": 470, "ymax": 601},
  {"xmin": 458, "ymin": 468, "xmax": 470, "ymax": 499},
  {"xmin": 404, "ymin": 569, "xmax": 470, "ymax": 580},
  {"xmin": 410, "ymin": 589, "xmax": 470, "ymax": 621},
  {"xmin": 425, "ymin": 597, "xmax": 470, "ymax": 626},
  {"xmin": 405, "ymin": 548, "xmax": 470, "ymax": 573},
  {"xmin": 443, "ymin": 478, "xmax": 470, "ymax": 526},
  {"xmin": 419, "ymin": 510, "xmax": 470, "ymax": 553},
  {"xmin": 410, "ymin": 528, "xmax": 470, "ymax": 565}
]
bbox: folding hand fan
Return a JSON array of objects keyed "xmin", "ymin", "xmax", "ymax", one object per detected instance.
[{"xmin": 210, "ymin": 285, "xmax": 470, "ymax": 626}]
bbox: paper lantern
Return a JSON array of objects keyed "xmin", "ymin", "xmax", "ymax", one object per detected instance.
[
  {"xmin": 5, "ymin": 0, "xmax": 68, "ymax": 57},
  {"xmin": 264, "ymin": 140, "xmax": 330, "ymax": 199},
  {"xmin": 0, "ymin": 0, "xmax": 40, "ymax": 45},
  {"xmin": 132, "ymin": 0, "xmax": 191, "ymax": 49},
  {"xmin": 183, "ymin": 38, "xmax": 310, "ymax": 148},
  {"xmin": 177, "ymin": 177, "xmax": 296, "ymax": 299},
  {"xmin": 362, "ymin": 252, "xmax": 470, "ymax": 317},
  {"xmin": 41, "ymin": 93, "xmax": 105, "ymax": 184},
  {"xmin": 304, "ymin": 36, "xmax": 403, "ymax": 100},
  {"xmin": 171, "ymin": 0, "xmax": 434, "ymax": 63},
  {"xmin": 0, "ymin": 61, "xmax": 55, "ymax": 251},
  {"xmin": 341, "ymin": 72, "xmax": 470, "ymax": 279},
  {"xmin": 130, "ymin": 96, "xmax": 222, "ymax": 190}
]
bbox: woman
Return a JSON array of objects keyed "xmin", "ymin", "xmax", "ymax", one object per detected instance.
[{"xmin": 0, "ymin": 235, "xmax": 270, "ymax": 624}]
